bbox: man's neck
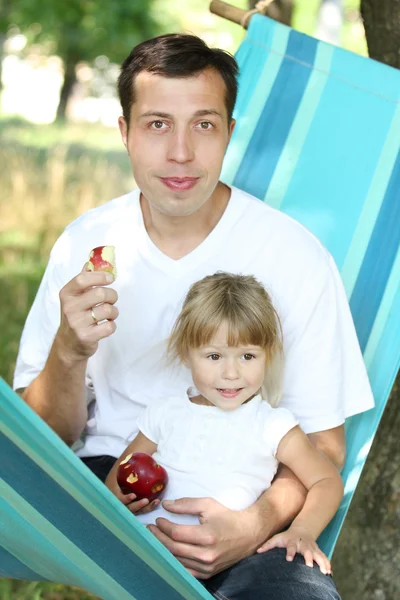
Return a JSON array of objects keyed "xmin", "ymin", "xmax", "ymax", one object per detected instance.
[{"xmin": 140, "ymin": 182, "xmax": 231, "ymax": 260}]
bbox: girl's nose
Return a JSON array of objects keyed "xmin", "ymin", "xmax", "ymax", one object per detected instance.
[{"xmin": 222, "ymin": 361, "xmax": 240, "ymax": 380}]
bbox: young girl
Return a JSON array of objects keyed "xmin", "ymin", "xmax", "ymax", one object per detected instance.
[{"xmin": 105, "ymin": 272, "xmax": 344, "ymax": 575}]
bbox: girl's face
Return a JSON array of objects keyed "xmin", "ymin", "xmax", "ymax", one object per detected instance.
[{"xmin": 185, "ymin": 321, "xmax": 268, "ymax": 411}]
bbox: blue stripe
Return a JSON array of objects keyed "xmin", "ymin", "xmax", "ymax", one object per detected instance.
[
  {"xmin": 233, "ymin": 29, "xmax": 318, "ymax": 199},
  {"xmin": 0, "ymin": 545, "xmax": 46, "ymax": 580},
  {"xmin": 0, "ymin": 432, "xmax": 189, "ymax": 600},
  {"xmin": 350, "ymin": 148, "xmax": 400, "ymax": 351}
]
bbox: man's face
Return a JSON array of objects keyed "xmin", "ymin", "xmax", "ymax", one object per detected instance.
[{"xmin": 119, "ymin": 69, "xmax": 235, "ymax": 218}]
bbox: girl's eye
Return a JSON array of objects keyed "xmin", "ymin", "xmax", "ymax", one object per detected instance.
[
  {"xmin": 243, "ymin": 353, "xmax": 255, "ymax": 360},
  {"xmin": 207, "ymin": 354, "xmax": 220, "ymax": 361}
]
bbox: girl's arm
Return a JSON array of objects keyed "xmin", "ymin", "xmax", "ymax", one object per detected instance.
[
  {"xmin": 105, "ymin": 431, "xmax": 159, "ymax": 514},
  {"xmin": 258, "ymin": 425, "xmax": 344, "ymax": 574}
]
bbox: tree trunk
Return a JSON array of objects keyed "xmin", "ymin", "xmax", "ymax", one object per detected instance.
[
  {"xmin": 55, "ymin": 59, "xmax": 77, "ymax": 122},
  {"xmin": 333, "ymin": 375, "xmax": 400, "ymax": 599},
  {"xmin": 248, "ymin": 0, "xmax": 293, "ymax": 26},
  {"xmin": 332, "ymin": 4, "xmax": 400, "ymax": 598},
  {"xmin": 361, "ymin": 0, "xmax": 400, "ymax": 68}
]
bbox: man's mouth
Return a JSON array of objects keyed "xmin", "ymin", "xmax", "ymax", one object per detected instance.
[{"xmin": 160, "ymin": 177, "xmax": 200, "ymax": 191}]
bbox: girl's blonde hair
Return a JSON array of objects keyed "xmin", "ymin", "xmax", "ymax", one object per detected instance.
[{"xmin": 168, "ymin": 272, "xmax": 284, "ymax": 407}]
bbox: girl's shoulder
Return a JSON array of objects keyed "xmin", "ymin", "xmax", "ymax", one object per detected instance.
[
  {"xmin": 258, "ymin": 401, "xmax": 297, "ymax": 423},
  {"xmin": 257, "ymin": 403, "xmax": 299, "ymax": 456}
]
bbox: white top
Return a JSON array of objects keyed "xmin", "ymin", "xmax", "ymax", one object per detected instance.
[
  {"xmin": 135, "ymin": 394, "xmax": 298, "ymax": 526},
  {"xmin": 13, "ymin": 186, "xmax": 374, "ymax": 458}
]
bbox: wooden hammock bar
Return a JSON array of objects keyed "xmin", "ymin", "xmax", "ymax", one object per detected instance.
[
  {"xmin": 209, "ymin": 0, "xmax": 279, "ymax": 29},
  {"xmin": 209, "ymin": 0, "xmax": 248, "ymax": 28}
]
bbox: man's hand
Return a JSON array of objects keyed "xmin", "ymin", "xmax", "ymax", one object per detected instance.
[
  {"xmin": 147, "ymin": 497, "xmax": 266, "ymax": 579},
  {"xmin": 56, "ymin": 265, "xmax": 118, "ymax": 364}
]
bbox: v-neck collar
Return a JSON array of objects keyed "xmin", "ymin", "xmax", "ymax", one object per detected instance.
[{"xmin": 134, "ymin": 186, "xmax": 246, "ymax": 277}]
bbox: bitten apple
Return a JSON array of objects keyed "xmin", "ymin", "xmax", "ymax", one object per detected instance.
[
  {"xmin": 87, "ymin": 246, "xmax": 117, "ymax": 277},
  {"xmin": 117, "ymin": 452, "xmax": 168, "ymax": 501}
]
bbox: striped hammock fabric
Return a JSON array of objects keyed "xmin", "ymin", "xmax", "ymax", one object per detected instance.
[
  {"xmin": 1, "ymin": 13, "xmax": 399, "ymax": 600},
  {"xmin": 221, "ymin": 14, "xmax": 400, "ymax": 555}
]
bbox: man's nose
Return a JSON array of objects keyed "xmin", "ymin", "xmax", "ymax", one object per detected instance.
[{"xmin": 167, "ymin": 128, "xmax": 194, "ymax": 163}]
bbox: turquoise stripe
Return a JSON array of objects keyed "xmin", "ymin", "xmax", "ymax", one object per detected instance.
[
  {"xmin": 233, "ymin": 29, "xmax": 318, "ymax": 199},
  {"xmin": 364, "ymin": 246, "xmax": 400, "ymax": 369},
  {"xmin": 0, "ymin": 545, "xmax": 48, "ymax": 581},
  {"xmin": 350, "ymin": 148, "xmax": 400, "ymax": 351},
  {"xmin": 233, "ymin": 15, "xmax": 278, "ymax": 118},
  {"xmin": 0, "ymin": 481, "xmax": 135, "ymax": 600},
  {"xmin": 280, "ymin": 53, "xmax": 396, "ymax": 267},
  {"xmin": 264, "ymin": 42, "xmax": 334, "ymax": 209},
  {"xmin": 341, "ymin": 103, "xmax": 400, "ymax": 296},
  {"xmin": 327, "ymin": 44, "xmax": 400, "ymax": 102},
  {"xmin": 222, "ymin": 18, "xmax": 289, "ymax": 184}
]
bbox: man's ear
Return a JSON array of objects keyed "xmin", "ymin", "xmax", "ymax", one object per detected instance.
[
  {"xmin": 118, "ymin": 116, "xmax": 128, "ymax": 148},
  {"xmin": 228, "ymin": 118, "xmax": 236, "ymax": 143}
]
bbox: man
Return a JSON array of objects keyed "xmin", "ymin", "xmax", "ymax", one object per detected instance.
[{"xmin": 14, "ymin": 34, "xmax": 374, "ymax": 599}]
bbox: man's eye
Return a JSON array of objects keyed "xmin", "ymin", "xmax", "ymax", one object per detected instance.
[
  {"xmin": 198, "ymin": 121, "xmax": 213, "ymax": 130},
  {"xmin": 243, "ymin": 353, "xmax": 255, "ymax": 360},
  {"xmin": 151, "ymin": 120, "xmax": 165, "ymax": 129},
  {"xmin": 207, "ymin": 354, "xmax": 220, "ymax": 361}
]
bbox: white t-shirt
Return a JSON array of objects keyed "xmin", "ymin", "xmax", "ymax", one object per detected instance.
[
  {"xmin": 13, "ymin": 186, "xmax": 374, "ymax": 458},
  {"xmin": 135, "ymin": 394, "xmax": 298, "ymax": 526}
]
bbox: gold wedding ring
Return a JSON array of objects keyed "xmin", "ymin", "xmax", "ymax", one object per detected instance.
[{"xmin": 91, "ymin": 308, "xmax": 98, "ymax": 324}]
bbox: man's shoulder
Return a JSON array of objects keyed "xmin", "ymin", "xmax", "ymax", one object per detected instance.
[
  {"xmin": 232, "ymin": 186, "xmax": 330, "ymax": 264},
  {"xmin": 64, "ymin": 189, "xmax": 140, "ymax": 237}
]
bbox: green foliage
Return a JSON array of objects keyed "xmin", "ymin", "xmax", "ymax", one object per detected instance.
[
  {"xmin": 0, "ymin": 579, "xmax": 99, "ymax": 599},
  {"xmin": 6, "ymin": 0, "xmax": 165, "ymax": 63}
]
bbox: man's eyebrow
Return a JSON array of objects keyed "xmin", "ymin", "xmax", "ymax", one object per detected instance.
[{"xmin": 139, "ymin": 109, "xmax": 223, "ymax": 119}]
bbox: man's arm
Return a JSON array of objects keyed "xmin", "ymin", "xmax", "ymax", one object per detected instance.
[
  {"xmin": 147, "ymin": 425, "xmax": 346, "ymax": 579},
  {"xmin": 19, "ymin": 268, "xmax": 118, "ymax": 446},
  {"xmin": 308, "ymin": 425, "xmax": 346, "ymax": 471}
]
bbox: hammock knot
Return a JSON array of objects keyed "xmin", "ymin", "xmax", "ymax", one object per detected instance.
[{"xmin": 241, "ymin": 0, "xmax": 275, "ymax": 29}]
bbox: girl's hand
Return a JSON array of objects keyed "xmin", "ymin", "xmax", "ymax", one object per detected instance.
[
  {"xmin": 257, "ymin": 527, "xmax": 332, "ymax": 575},
  {"xmin": 105, "ymin": 474, "xmax": 160, "ymax": 515}
]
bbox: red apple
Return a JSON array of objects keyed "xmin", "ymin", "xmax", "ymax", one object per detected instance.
[
  {"xmin": 87, "ymin": 246, "xmax": 117, "ymax": 277},
  {"xmin": 117, "ymin": 452, "xmax": 168, "ymax": 501}
]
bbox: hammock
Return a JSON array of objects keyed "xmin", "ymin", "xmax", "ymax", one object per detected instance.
[{"xmin": 1, "ymin": 13, "xmax": 399, "ymax": 600}]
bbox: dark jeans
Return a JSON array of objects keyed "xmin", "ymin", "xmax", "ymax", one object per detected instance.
[
  {"xmin": 203, "ymin": 549, "xmax": 341, "ymax": 600},
  {"xmin": 81, "ymin": 454, "xmax": 117, "ymax": 482},
  {"xmin": 83, "ymin": 456, "xmax": 342, "ymax": 600}
]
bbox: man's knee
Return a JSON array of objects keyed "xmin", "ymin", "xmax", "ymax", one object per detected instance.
[{"xmin": 205, "ymin": 548, "xmax": 341, "ymax": 600}]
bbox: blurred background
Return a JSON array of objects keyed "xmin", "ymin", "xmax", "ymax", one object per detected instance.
[{"xmin": 0, "ymin": 1, "xmax": 399, "ymax": 599}]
